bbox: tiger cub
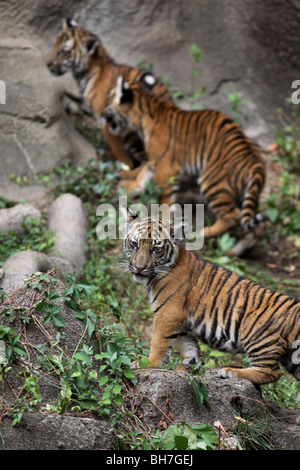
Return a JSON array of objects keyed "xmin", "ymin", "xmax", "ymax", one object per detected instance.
[
  {"xmin": 107, "ymin": 73, "xmax": 266, "ymax": 256},
  {"xmin": 46, "ymin": 18, "xmax": 173, "ymax": 169},
  {"xmin": 123, "ymin": 210, "xmax": 300, "ymax": 386}
]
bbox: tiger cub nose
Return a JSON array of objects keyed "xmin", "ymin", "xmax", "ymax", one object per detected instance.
[{"xmin": 136, "ymin": 265, "xmax": 146, "ymax": 272}]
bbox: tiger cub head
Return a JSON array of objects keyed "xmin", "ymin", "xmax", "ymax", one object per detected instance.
[
  {"xmin": 106, "ymin": 72, "xmax": 162, "ymax": 131},
  {"xmin": 123, "ymin": 209, "xmax": 188, "ymax": 283},
  {"xmin": 46, "ymin": 18, "xmax": 105, "ymax": 76}
]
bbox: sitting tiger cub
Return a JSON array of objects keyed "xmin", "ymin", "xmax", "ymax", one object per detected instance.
[
  {"xmin": 123, "ymin": 209, "xmax": 300, "ymax": 386},
  {"xmin": 107, "ymin": 73, "xmax": 266, "ymax": 256},
  {"xmin": 46, "ymin": 18, "xmax": 173, "ymax": 169}
]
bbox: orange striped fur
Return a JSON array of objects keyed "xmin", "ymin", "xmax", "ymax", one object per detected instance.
[
  {"xmin": 108, "ymin": 73, "xmax": 266, "ymax": 255},
  {"xmin": 123, "ymin": 212, "xmax": 300, "ymax": 385},
  {"xmin": 46, "ymin": 19, "xmax": 172, "ymax": 169}
]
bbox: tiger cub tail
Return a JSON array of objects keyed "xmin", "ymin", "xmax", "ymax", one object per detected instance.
[
  {"xmin": 240, "ymin": 161, "xmax": 265, "ymax": 232},
  {"xmin": 226, "ymin": 160, "xmax": 265, "ymax": 256}
]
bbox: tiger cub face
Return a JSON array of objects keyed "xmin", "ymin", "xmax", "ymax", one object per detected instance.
[
  {"xmin": 123, "ymin": 210, "xmax": 186, "ymax": 283},
  {"xmin": 46, "ymin": 18, "xmax": 100, "ymax": 76}
]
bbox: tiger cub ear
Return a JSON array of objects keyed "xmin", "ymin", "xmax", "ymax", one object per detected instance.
[
  {"xmin": 120, "ymin": 206, "xmax": 140, "ymax": 224},
  {"xmin": 170, "ymin": 220, "xmax": 190, "ymax": 244},
  {"xmin": 127, "ymin": 207, "xmax": 140, "ymax": 223},
  {"xmin": 82, "ymin": 35, "xmax": 100, "ymax": 56},
  {"xmin": 115, "ymin": 76, "xmax": 134, "ymax": 105},
  {"xmin": 140, "ymin": 72, "xmax": 156, "ymax": 90},
  {"xmin": 63, "ymin": 18, "xmax": 78, "ymax": 31}
]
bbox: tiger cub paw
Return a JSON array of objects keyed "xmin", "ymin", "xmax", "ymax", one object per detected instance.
[
  {"xmin": 218, "ymin": 367, "xmax": 234, "ymax": 379},
  {"xmin": 119, "ymin": 179, "xmax": 142, "ymax": 195},
  {"xmin": 182, "ymin": 350, "xmax": 201, "ymax": 368},
  {"xmin": 175, "ymin": 363, "xmax": 190, "ymax": 373}
]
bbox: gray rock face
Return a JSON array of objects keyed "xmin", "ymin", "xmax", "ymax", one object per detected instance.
[
  {"xmin": 0, "ymin": 194, "xmax": 87, "ymax": 291},
  {"xmin": 1, "ymin": 0, "xmax": 299, "ymax": 193},
  {"xmin": 1, "ymin": 414, "xmax": 118, "ymax": 450},
  {"xmin": 0, "ymin": 22, "xmax": 96, "ymax": 202},
  {"xmin": 134, "ymin": 368, "xmax": 265, "ymax": 429},
  {"xmin": 132, "ymin": 369, "xmax": 300, "ymax": 450},
  {"xmin": 52, "ymin": 0, "xmax": 300, "ymax": 145}
]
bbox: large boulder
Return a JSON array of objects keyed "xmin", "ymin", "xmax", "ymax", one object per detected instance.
[
  {"xmin": 9, "ymin": 0, "xmax": 297, "ymax": 147},
  {"xmin": 131, "ymin": 368, "xmax": 300, "ymax": 450},
  {"xmin": 0, "ymin": 193, "xmax": 87, "ymax": 291},
  {"xmin": 0, "ymin": 273, "xmax": 119, "ymax": 450}
]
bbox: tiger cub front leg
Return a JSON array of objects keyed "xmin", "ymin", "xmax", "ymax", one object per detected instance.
[
  {"xmin": 102, "ymin": 122, "xmax": 136, "ymax": 169},
  {"xmin": 201, "ymin": 207, "xmax": 241, "ymax": 238},
  {"xmin": 147, "ymin": 314, "xmax": 183, "ymax": 368}
]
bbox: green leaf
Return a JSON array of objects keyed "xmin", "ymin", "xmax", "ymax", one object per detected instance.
[
  {"xmin": 192, "ymin": 423, "xmax": 218, "ymax": 447},
  {"xmin": 161, "ymin": 425, "xmax": 182, "ymax": 450},
  {"xmin": 266, "ymin": 207, "xmax": 279, "ymax": 223},
  {"xmin": 68, "ymin": 298, "xmax": 78, "ymax": 310},
  {"xmin": 191, "ymin": 378, "xmax": 210, "ymax": 410},
  {"xmin": 75, "ymin": 398, "xmax": 99, "ymax": 410},
  {"xmin": 123, "ymin": 369, "xmax": 136, "ymax": 380},
  {"xmin": 218, "ymin": 232, "xmax": 235, "ymax": 252},
  {"xmin": 139, "ymin": 356, "xmax": 150, "ymax": 368},
  {"xmin": 107, "ymin": 342, "xmax": 120, "ymax": 358},
  {"xmin": 52, "ymin": 315, "xmax": 66, "ymax": 328},
  {"xmin": 35, "ymin": 300, "xmax": 47, "ymax": 312},
  {"xmin": 174, "ymin": 435, "xmax": 189, "ymax": 450},
  {"xmin": 112, "ymin": 384, "xmax": 122, "ymax": 395},
  {"xmin": 100, "ymin": 375, "xmax": 109, "ymax": 386},
  {"xmin": 89, "ymin": 369, "xmax": 98, "ymax": 379},
  {"xmin": 85, "ymin": 317, "xmax": 95, "ymax": 337},
  {"xmin": 12, "ymin": 344, "xmax": 27, "ymax": 357}
]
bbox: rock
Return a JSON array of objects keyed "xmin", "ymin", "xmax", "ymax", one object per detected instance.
[
  {"xmin": 1, "ymin": 414, "xmax": 118, "ymax": 450},
  {"xmin": 0, "ymin": 194, "xmax": 87, "ymax": 291},
  {"xmin": 0, "ymin": 250, "xmax": 74, "ymax": 291},
  {"xmin": 47, "ymin": 193, "xmax": 87, "ymax": 273},
  {"xmin": 133, "ymin": 369, "xmax": 266, "ymax": 429},
  {"xmin": 0, "ymin": 182, "xmax": 53, "ymax": 211},
  {"xmin": 0, "ymin": 35, "xmax": 96, "ymax": 205},
  {"xmin": 131, "ymin": 368, "xmax": 300, "ymax": 450},
  {"xmin": 75, "ymin": 0, "xmax": 299, "ymax": 146},
  {"xmin": 0, "ymin": 276, "xmax": 118, "ymax": 450},
  {"xmin": 1, "ymin": 0, "xmax": 299, "ymax": 195},
  {"xmin": 0, "ymin": 203, "xmax": 41, "ymax": 233}
]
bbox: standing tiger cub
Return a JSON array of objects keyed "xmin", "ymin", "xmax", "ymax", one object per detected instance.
[
  {"xmin": 46, "ymin": 18, "xmax": 173, "ymax": 169},
  {"xmin": 107, "ymin": 73, "xmax": 266, "ymax": 256},
  {"xmin": 123, "ymin": 210, "xmax": 300, "ymax": 386}
]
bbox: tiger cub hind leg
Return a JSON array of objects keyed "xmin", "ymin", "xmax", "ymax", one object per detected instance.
[
  {"xmin": 201, "ymin": 207, "xmax": 241, "ymax": 239},
  {"xmin": 218, "ymin": 364, "xmax": 281, "ymax": 385},
  {"xmin": 224, "ymin": 230, "xmax": 258, "ymax": 257},
  {"xmin": 119, "ymin": 162, "xmax": 154, "ymax": 195},
  {"xmin": 174, "ymin": 333, "xmax": 201, "ymax": 372},
  {"xmin": 102, "ymin": 121, "xmax": 137, "ymax": 169},
  {"xmin": 280, "ymin": 347, "xmax": 300, "ymax": 380}
]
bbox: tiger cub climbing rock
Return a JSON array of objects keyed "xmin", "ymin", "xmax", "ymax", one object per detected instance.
[{"xmin": 107, "ymin": 73, "xmax": 266, "ymax": 256}]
